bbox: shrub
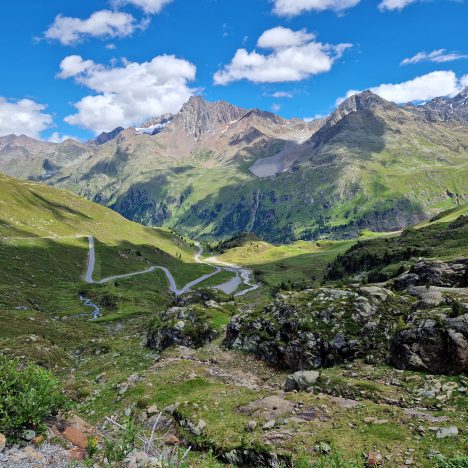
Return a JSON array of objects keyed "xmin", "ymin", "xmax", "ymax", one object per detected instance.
[{"xmin": 0, "ymin": 356, "xmax": 71, "ymax": 439}]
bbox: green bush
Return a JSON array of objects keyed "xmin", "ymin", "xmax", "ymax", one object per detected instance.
[{"xmin": 0, "ymin": 356, "xmax": 71, "ymax": 439}]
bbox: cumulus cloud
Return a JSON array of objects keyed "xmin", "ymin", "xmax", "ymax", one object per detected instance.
[
  {"xmin": 378, "ymin": 0, "xmax": 416, "ymax": 11},
  {"xmin": 0, "ymin": 98, "xmax": 53, "ymax": 138},
  {"xmin": 58, "ymin": 55, "xmax": 196, "ymax": 134},
  {"xmin": 48, "ymin": 132, "xmax": 77, "ymax": 143},
  {"xmin": 272, "ymin": 0, "xmax": 361, "ymax": 16},
  {"xmin": 214, "ymin": 26, "xmax": 351, "ymax": 85},
  {"xmin": 111, "ymin": 0, "xmax": 173, "ymax": 14},
  {"xmin": 401, "ymin": 49, "xmax": 468, "ymax": 65},
  {"xmin": 336, "ymin": 71, "xmax": 467, "ymax": 105},
  {"xmin": 44, "ymin": 10, "xmax": 142, "ymax": 45}
]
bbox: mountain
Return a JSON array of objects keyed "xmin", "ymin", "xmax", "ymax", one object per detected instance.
[
  {"xmin": 0, "ymin": 90, "xmax": 467, "ymax": 242},
  {"xmin": 94, "ymin": 127, "xmax": 124, "ymax": 145},
  {"xmin": 406, "ymin": 86, "xmax": 468, "ymax": 123}
]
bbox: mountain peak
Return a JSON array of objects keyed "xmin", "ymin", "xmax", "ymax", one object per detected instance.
[{"xmin": 171, "ymin": 96, "xmax": 247, "ymax": 138}]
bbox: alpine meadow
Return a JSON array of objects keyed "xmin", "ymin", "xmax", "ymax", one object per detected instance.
[{"xmin": 0, "ymin": 1, "xmax": 467, "ymax": 467}]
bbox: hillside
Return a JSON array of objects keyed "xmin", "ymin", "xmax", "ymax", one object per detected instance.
[
  {"xmin": 1, "ymin": 89, "xmax": 467, "ymax": 243},
  {"xmin": 0, "ymin": 174, "xmax": 467, "ymax": 467}
]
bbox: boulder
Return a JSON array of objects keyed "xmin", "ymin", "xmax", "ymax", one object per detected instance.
[
  {"xmin": 436, "ymin": 426, "xmax": 459, "ymax": 438},
  {"xmin": 394, "ymin": 259, "xmax": 468, "ymax": 290},
  {"xmin": 284, "ymin": 370, "xmax": 320, "ymax": 392},
  {"xmin": 147, "ymin": 307, "xmax": 217, "ymax": 352},
  {"xmin": 389, "ymin": 314, "xmax": 468, "ymax": 374},
  {"xmin": 0, "ymin": 433, "xmax": 5, "ymax": 452}
]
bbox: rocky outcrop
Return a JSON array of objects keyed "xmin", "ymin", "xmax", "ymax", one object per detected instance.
[
  {"xmin": 284, "ymin": 371, "xmax": 320, "ymax": 392},
  {"xmin": 390, "ymin": 314, "xmax": 468, "ymax": 374},
  {"xmin": 394, "ymin": 259, "xmax": 468, "ymax": 290},
  {"xmin": 224, "ymin": 287, "xmax": 402, "ymax": 370},
  {"xmin": 147, "ymin": 306, "xmax": 217, "ymax": 353}
]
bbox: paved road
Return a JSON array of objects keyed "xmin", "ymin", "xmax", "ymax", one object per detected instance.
[{"xmin": 84, "ymin": 236, "xmax": 259, "ymax": 296}]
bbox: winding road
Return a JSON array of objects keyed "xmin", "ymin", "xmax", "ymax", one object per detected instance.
[{"xmin": 84, "ymin": 236, "xmax": 259, "ymax": 297}]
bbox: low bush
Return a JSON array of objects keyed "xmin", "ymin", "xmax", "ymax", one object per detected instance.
[{"xmin": 0, "ymin": 355, "xmax": 71, "ymax": 439}]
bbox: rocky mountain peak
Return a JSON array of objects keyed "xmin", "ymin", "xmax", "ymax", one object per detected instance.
[
  {"xmin": 94, "ymin": 127, "xmax": 125, "ymax": 145},
  {"xmin": 171, "ymin": 96, "xmax": 247, "ymax": 138},
  {"xmin": 409, "ymin": 87, "xmax": 468, "ymax": 123}
]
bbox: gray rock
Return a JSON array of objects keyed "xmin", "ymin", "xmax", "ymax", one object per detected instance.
[
  {"xmin": 315, "ymin": 442, "xmax": 332, "ymax": 454},
  {"xmin": 436, "ymin": 426, "xmax": 459, "ymax": 439},
  {"xmin": 21, "ymin": 430, "xmax": 36, "ymax": 441},
  {"xmin": 390, "ymin": 314, "xmax": 468, "ymax": 375},
  {"xmin": 285, "ymin": 370, "xmax": 320, "ymax": 392},
  {"xmin": 263, "ymin": 419, "xmax": 276, "ymax": 430},
  {"xmin": 245, "ymin": 420, "xmax": 257, "ymax": 432}
]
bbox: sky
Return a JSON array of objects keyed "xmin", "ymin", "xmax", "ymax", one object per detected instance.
[{"xmin": 0, "ymin": 0, "xmax": 467, "ymax": 141}]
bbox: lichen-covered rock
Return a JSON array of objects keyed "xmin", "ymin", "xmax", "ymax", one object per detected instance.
[
  {"xmin": 284, "ymin": 370, "xmax": 320, "ymax": 391},
  {"xmin": 147, "ymin": 306, "xmax": 218, "ymax": 352},
  {"xmin": 389, "ymin": 314, "xmax": 468, "ymax": 374},
  {"xmin": 224, "ymin": 287, "xmax": 403, "ymax": 370},
  {"xmin": 394, "ymin": 259, "xmax": 468, "ymax": 290}
]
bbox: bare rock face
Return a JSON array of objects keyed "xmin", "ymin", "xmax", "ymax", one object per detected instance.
[
  {"xmin": 389, "ymin": 314, "xmax": 468, "ymax": 375},
  {"xmin": 147, "ymin": 306, "xmax": 217, "ymax": 352},
  {"xmin": 224, "ymin": 287, "xmax": 400, "ymax": 370},
  {"xmin": 94, "ymin": 127, "xmax": 124, "ymax": 145},
  {"xmin": 170, "ymin": 96, "xmax": 247, "ymax": 139},
  {"xmin": 408, "ymin": 87, "xmax": 468, "ymax": 124},
  {"xmin": 394, "ymin": 259, "xmax": 468, "ymax": 290}
]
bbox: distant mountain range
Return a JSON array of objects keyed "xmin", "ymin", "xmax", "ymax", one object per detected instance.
[{"xmin": 1, "ymin": 89, "xmax": 467, "ymax": 242}]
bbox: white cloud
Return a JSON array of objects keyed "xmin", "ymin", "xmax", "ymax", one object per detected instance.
[
  {"xmin": 44, "ymin": 10, "xmax": 140, "ymax": 45},
  {"xmin": 336, "ymin": 71, "xmax": 467, "ymax": 105},
  {"xmin": 271, "ymin": 103, "xmax": 281, "ymax": 112},
  {"xmin": 48, "ymin": 132, "xmax": 77, "ymax": 143},
  {"xmin": 401, "ymin": 49, "xmax": 468, "ymax": 65},
  {"xmin": 304, "ymin": 114, "xmax": 326, "ymax": 121},
  {"xmin": 0, "ymin": 98, "xmax": 53, "ymax": 138},
  {"xmin": 257, "ymin": 27, "xmax": 314, "ymax": 48},
  {"xmin": 378, "ymin": 0, "xmax": 416, "ymax": 11},
  {"xmin": 272, "ymin": 0, "xmax": 361, "ymax": 16},
  {"xmin": 111, "ymin": 0, "xmax": 173, "ymax": 14},
  {"xmin": 57, "ymin": 55, "xmax": 95, "ymax": 79},
  {"xmin": 270, "ymin": 91, "xmax": 294, "ymax": 98},
  {"xmin": 58, "ymin": 55, "xmax": 196, "ymax": 134},
  {"xmin": 214, "ymin": 27, "xmax": 351, "ymax": 85}
]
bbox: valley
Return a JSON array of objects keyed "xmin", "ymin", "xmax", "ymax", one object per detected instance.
[{"xmin": 0, "ymin": 171, "xmax": 467, "ymax": 467}]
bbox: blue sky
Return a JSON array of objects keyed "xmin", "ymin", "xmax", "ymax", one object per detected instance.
[{"xmin": 0, "ymin": 0, "xmax": 467, "ymax": 141}]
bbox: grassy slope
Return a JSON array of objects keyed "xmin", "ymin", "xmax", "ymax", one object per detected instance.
[
  {"xmin": 325, "ymin": 204, "xmax": 468, "ymax": 281},
  {"xmin": 214, "ymin": 232, "xmax": 398, "ymax": 295},
  {"xmin": 0, "ymin": 173, "xmax": 213, "ymax": 318}
]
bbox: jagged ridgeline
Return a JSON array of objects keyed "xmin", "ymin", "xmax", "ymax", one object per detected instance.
[{"xmin": 1, "ymin": 89, "xmax": 467, "ymax": 242}]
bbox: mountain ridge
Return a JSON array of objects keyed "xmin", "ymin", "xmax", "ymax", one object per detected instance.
[{"xmin": 0, "ymin": 89, "xmax": 467, "ymax": 242}]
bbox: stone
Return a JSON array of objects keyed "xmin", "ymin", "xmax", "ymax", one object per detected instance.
[
  {"xmin": 62, "ymin": 426, "xmax": 88, "ymax": 448},
  {"xmin": 68, "ymin": 447, "xmax": 86, "ymax": 461},
  {"xmin": 366, "ymin": 450, "xmax": 383, "ymax": 466},
  {"xmin": 21, "ymin": 429, "xmax": 36, "ymax": 441},
  {"xmin": 163, "ymin": 403, "xmax": 179, "ymax": 414},
  {"xmin": 147, "ymin": 405, "xmax": 159, "ymax": 416},
  {"xmin": 390, "ymin": 314, "xmax": 468, "ymax": 375},
  {"xmin": 165, "ymin": 434, "xmax": 181, "ymax": 446},
  {"xmin": 0, "ymin": 433, "xmax": 5, "ymax": 452},
  {"xmin": 245, "ymin": 420, "xmax": 257, "ymax": 432},
  {"xmin": 284, "ymin": 370, "xmax": 320, "ymax": 392},
  {"xmin": 314, "ymin": 442, "xmax": 332, "ymax": 454},
  {"xmin": 124, "ymin": 450, "xmax": 149, "ymax": 468},
  {"xmin": 436, "ymin": 426, "xmax": 458, "ymax": 438},
  {"xmin": 32, "ymin": 435, "xmax": 45, "ymax": 445},
  {"xmin": 23, "ymin": 446, "xmax": 44, "ymax": 462},
  {"xmin": 263, "ymin": 420, "xmax": 276, "ymax": 430},
  {"xmin": 197, "ymin": 419, "xmax": 207, "ymax": 433}
]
